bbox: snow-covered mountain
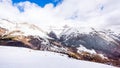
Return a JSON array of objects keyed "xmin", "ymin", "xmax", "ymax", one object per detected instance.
[
  {"xmin": 0, "ymin": 19, "xmax": 49, "ymax": 37},
  {"xmin": 0, "ymin": 18, "xmax": 120, "ymax": 67},
  {"xmin": 59, "ymin": 27, "xmax": 120, "ymax": 59}
]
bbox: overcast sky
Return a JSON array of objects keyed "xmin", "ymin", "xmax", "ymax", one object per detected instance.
[{"xmin": 0, "ymin": 0, "xmax": 120, "ymax": 31}]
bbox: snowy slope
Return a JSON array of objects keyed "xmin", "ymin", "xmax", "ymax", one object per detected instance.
[
  {"xmin": 0, "ymin": 46, "xmax": 115, "ymax": 68},
  {"xmin": 0, "ymin": 19, "xmax": 49, "ymax": 38}
]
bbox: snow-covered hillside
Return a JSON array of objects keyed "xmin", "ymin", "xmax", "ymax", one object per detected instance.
[
  {"xmin": 0, "ymin": 19, "xmax": 49, "ymax": 38},
  {"xmin": 0, "ymin": 46, "xmax": 115, "ymax": 68}
]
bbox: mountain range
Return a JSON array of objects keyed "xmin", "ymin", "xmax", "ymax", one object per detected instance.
[{"xmin": 0, "ymin": 18, "xmax": 120, "ymax": 67}]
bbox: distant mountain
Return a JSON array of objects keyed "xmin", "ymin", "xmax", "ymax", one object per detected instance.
[
  {"xmin": 59, "ymin": 27, "xmax": 120, "ymax": 59},
  {"xmin": 0, "ymin": 18, "xmax": 120, "ymax": 67}
]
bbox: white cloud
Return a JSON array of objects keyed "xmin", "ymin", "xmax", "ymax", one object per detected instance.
[
  {"xmin": 0, "ymin": 0, "xmax": 120, "ymax": 32},
  {"xmin": 54, "ymin": 0, "xmax": 120, "ymax": 27}
]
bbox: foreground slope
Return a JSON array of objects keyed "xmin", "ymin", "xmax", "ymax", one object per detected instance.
[{"xmin": 0, "ymin": 46, "xmax": 115, "ymax": 68}]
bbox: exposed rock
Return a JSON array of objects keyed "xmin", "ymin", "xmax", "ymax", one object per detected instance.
[{"xmin": 0, "ymin": 27, "xmax": 7, "ymax": 37}]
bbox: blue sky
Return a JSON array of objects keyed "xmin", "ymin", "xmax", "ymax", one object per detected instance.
[{"xmin": 12, "ymin": 0, "xmax": 63, "ymax": 7}]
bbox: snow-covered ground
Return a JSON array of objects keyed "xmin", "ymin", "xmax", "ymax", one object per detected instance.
[{"xmin": 0, "ymin": 46, "xmax": 115, "ymax": 68}]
